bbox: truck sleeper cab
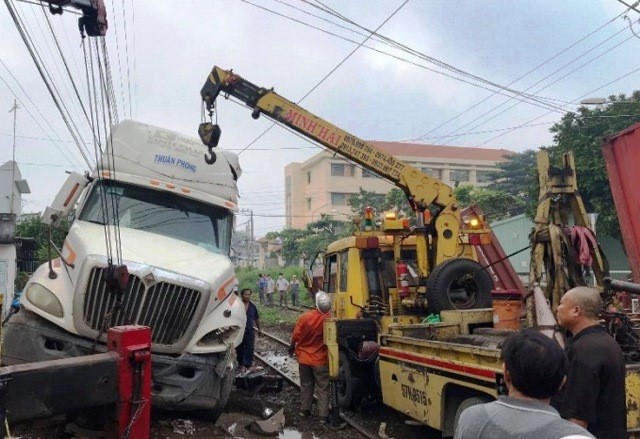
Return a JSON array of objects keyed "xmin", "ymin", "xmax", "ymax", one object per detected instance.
[{"xmin": 3, "ymin": 120, "xmax": 245, "ymax": 417}]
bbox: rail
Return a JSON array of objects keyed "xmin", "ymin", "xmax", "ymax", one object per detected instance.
[{"xmin": 255, "ymin": 328, "xmax": 377, "ymax": 439}]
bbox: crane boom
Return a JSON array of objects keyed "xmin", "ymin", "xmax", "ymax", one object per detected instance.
[{"xmin": 200, "ymin": 66, "xmax": 466, "ymax": 272}]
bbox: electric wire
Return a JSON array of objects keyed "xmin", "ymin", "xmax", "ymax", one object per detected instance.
[
  {"xmin": 109, "ymin": 0, "xmax": 128, "ymax": 120},
  {"xmin": 237, "ymin": 0, "xmax": 410, "ymax": 156},
  {"xmin": 40, "ymin": 2, "xmax": 93, "ymax": 130},
  {"xmin": 0, "ymin": 61, "xmax": 85, "ymax": 169},
  {"xmin": 241, "ymin": 0, "xmax": 566, "ymax": 113},
  {"xmin": 25, "ymin": 2, "xmax": 89, "ymax": 140},
  {"xmin": 122, "ymin": 0, "xmax": 133, "ymax": 119},
  {"xmin": 4, "ymin": 0, "xmax": 92, "ymax": 167},
  {"xmin": 411, "ymin": 9, "xmax": 631, "ymax": 142},
  {"xmin": 299, "ymin": 0, "xmax": 571, "ymax": 110},
  {"xmin": 439, "ymin": 30, "xmax": 636, "ymax": 146},
  {"xmin": 476, "ymin": 64, "xmax": 640, "ymax": 146}
]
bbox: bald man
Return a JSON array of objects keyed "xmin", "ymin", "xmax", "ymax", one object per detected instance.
[{"xmin": 552, "ymin": 287, "xmax": 626, "ymax": 439}]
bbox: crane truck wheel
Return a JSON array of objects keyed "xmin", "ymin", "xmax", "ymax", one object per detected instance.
[
  {"xmin": 426, "ymin": 258, "xmax": 493, "ymax": 313},
  {"xmin": 337, "ymin": 351, "xmax": 361, "ymax": 409}
]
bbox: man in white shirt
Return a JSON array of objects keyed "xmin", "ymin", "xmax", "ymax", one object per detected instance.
[{"xmin": 276, "ymin": 273, "xmax": 290, "ymax": 307}]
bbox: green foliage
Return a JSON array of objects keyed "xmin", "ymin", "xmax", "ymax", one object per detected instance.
[
  {"xmin": 265, "ymin": 216, "xmax": 353, "ymax": 266},
  {"xmin": 15, "ymin": 215, "xmax": 70, "ymax": 263},
  {"xmin": 349, "ymin": 187, "xmax": 411, "ymax": 217},
  {"xmin": 349, "ymin": 188, "xmax": 385, "ymax": 213},
  {"xmin": 453, "ymin": 185, "xmax": 526, "ymax": 222},
  {"xmin": 545, "ymin": 91, "xmax": 640, "ymax": 239},
  {"xmin": 487, "ymin": 149, "xmax": 538, "ymax": 218}
]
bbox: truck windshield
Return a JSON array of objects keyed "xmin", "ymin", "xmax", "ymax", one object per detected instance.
[{"xmin": 79, "ymin": 181, "xmax": 233, "ymax": 255}]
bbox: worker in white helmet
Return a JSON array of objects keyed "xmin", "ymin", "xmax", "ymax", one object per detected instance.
[{"xmin": 289, "ymin": 291, "xmax": 332, "ymax": 424}]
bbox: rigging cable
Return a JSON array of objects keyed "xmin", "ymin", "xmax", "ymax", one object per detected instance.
[{"xmin": 3, "ymin": 0, "xmax": 92, "ymax": 167}]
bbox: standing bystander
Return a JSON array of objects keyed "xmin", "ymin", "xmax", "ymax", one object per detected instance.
[
  {"xmin": 455, "ymin": 329, "xmax": 594, "ymax": 439},
  {"xmin": 276, "ymin": 273, "xmax": 290, "ymax": 307},
  {"xmin": 236, "ymin": 288, "xmax": 261, "ymax": 374},
  {"xmin": 266, "ymin": 274, "xmax": 275, "ymax": 307},
  {"xmin": 289, "ymin": 291, "xmax": 332, "ymax": 424},
  {"xmin": 552, "ymin": 286, "xmax": 626, "ymax": 439},
  {"xmin": 257, "ymin": 273, "xmax": 267, "ymax": 305},
  {"xmin": 289, "ymin": 275, "xmax": 301, "ymax": 307}
]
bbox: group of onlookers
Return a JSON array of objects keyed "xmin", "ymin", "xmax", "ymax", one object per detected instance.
[
  {"xmin": 456, "ymin": 286, "xmax": 626, "ymax": 439},
  {"xmin": 256, "ymin": 273, "xmax": 302, "ymax": 307}
]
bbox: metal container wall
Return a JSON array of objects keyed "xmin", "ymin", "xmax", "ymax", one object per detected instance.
[{"xmin": 603, "ymin": 122, "xmax": 640, "ymax": 283}]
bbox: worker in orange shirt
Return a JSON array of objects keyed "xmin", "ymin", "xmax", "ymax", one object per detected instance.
[{"xmin": 288, "ymin": 291, "xmax": 332, "ymax": 424}]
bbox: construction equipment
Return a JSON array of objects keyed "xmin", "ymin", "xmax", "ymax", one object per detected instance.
[
  {"xmin": 42, "ymin": 0, "xmax": 108, "ymax": 37},
  {"xmin": 198, "ymin": 66, "xmax": 509, "ymax": 433}
]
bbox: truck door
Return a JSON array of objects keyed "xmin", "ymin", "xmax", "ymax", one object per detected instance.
[{"xmin": 335, "ymin": 250, "xmax": 349, "ymax": 318}]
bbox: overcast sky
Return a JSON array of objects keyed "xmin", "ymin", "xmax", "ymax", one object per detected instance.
[{"xmin": 1, "ymin": 0, "xmax": 640, "ymax": 236}]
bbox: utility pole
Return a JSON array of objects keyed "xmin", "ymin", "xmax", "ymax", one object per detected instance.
[
  {"xmin": 8, "ymin": 99, "xmax": 19, "ymax": 214},
  {"xmin": 249, "ymin": 210, "xmax": 255, "ymax": 267}
]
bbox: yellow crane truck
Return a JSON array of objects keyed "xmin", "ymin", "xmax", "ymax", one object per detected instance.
[{"xmin": 197, "ymin": 66, "xmax": 640, "ymax": 436}]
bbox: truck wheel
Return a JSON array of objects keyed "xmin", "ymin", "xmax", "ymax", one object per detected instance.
[
  {"xmin": 426, "ymin": 258, "xmax": 493, "ymax": 313},
  {"xmin": 210, "ymin": 369, "xmax": 234, "ymax": 422},
  {"xmin": 453, "ymin": 396, "xmax": 491, "ymax": 432},
  {"xmin": 337, "ymin": 351, "xmax": 361, "ymax": 409}
]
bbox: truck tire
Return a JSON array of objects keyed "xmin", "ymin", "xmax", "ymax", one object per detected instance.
[
  {"xmin": 210, "ymin": 369, "xmax": 234, "ymax": 422},
  {"xmin": 453, "ymin": 396, "xmax": 491, "ymax": 433},
  {"xmin": 426, "ymin": 258, "xmax": 493, "ymax": 313},
  {"xmin": 337, "ymin": 351, "xmax": 361, "ymax": 409}
]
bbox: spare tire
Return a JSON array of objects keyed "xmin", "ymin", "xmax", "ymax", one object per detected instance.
[{"xmin": 426, "ymin": 258, "xmax": 493, "ymax": 313}]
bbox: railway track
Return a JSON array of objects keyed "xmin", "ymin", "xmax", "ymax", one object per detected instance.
[{"xmin": 255, "ymin": 328, "xmax": 378, "ymax": 439}]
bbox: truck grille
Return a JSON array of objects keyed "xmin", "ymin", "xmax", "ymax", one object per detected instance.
[{"xmin": 83, "ymin": 267, "xmax": 202, "ymax": 345}]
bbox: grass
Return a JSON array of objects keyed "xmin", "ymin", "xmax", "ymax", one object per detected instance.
[{"xmin": 254, "ymin": 302, "xmax": 299, "ymax": 326}]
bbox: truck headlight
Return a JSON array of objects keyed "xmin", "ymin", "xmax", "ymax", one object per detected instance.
[{"xmin": 25, "ymin": 283, "xmax": 64, "ymax": 317}]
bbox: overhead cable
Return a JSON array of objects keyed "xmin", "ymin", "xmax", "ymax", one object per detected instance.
[
  {"xmin": 4, "ymin": 0, "xmax": 92, "ymax": 167},
  {"xmin": 236, "ymin": 0, "xmax": 410, "ymax": 155}
]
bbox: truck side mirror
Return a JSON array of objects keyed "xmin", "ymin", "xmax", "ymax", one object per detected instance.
[{"xmin": 42, "ymin": 172, "xmax": 89, "ymax": 227}]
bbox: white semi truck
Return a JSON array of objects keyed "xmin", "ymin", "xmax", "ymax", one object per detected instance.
[{"xmin": 3, "ymin": 120, "xmax": 245, "ymax": 417}]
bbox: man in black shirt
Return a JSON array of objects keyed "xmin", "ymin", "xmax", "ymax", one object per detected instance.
[{"xmin": 553, "ymin": 286, "xmax": 626, "ymax": 439}]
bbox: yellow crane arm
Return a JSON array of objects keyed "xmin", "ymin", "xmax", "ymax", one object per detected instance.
[{"xmin": 200, "ymin": 66, "xmax": 464, "ymax": 271}]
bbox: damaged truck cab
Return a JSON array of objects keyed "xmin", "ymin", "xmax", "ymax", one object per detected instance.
[{"xmin": 3, "ymin": 120, "xmax": 245, "ymax": 417}]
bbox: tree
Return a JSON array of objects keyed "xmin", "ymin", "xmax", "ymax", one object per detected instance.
[
  {"xmin": 348, "ymin": 188, "xmax": 386, "ymax": 214},
  {"xmin": 349, "ymin": 187, "xmax": 411, "ymax": 218},
  {"xmin": 546, "ymin": 91, "xmax": 640, "ymax": 239},
  {"xmin": 453, "ymin": 185, "xmax": 526, "ymax": 222},
  {"xmin": 267, "ymin": 216, "xmax": 353, "ymax": 266},
  {"xmin": 488, "ymin": 149, "xmax": 538, "ymax": 217},
  {"xmin": 15, "ymin": 215, "xmax": 70, "ymax": 263}
]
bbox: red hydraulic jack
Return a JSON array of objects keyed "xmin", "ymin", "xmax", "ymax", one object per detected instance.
[{"xmin": 0, "ymin": 325, "xmax": 151, "ymax": 439}]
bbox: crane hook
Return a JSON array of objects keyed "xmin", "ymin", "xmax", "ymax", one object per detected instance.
[{"xmin": 199, "ymin": 122, "xmax": 221, "ymax": 165}]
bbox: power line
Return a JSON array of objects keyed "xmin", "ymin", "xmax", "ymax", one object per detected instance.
[
  {"xmin": 440, "ymin": 31, "xmax": 635, "ymax": 146},
  {"xmin": 4, "ymin": 0, "xmax": 92, "ymax": 166},
  {"xmin": 476, "ymin": 64, "xmax": 640, "ymax": 146},
  {"xmin": 411, "ymin": 9, "xmax": 631, "ymax": 142},
  {"xmin": 237, "ymin": 0, "xmax": 410, "ymax": 156},
  {"xmin": 241, "ymin": 0, "xmax": 562, "ymax": 112}
]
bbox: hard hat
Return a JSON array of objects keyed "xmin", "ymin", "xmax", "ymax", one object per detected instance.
[{"xmin": 315, "ymin": 291, "xmax": 332, "ymax": 313}]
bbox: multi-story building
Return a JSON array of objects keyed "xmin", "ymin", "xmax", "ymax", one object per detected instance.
[{"xmin": 285, "ymin": 141, "xmax": 513, "ymax": 229}]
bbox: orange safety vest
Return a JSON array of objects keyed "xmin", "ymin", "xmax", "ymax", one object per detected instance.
[{"xmin": 291, "ymin": 309, "xmax": 330, "ymax": 366}]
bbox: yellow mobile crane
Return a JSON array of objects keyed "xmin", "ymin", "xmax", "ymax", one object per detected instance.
[{"xmin": 199, "ymin": 67, "xmax": 504, "ymax": 433}]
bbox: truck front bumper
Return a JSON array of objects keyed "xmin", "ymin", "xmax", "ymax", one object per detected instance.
[{"xmin": 2, "ymin": 310, "xmax": 234, "ymax": 411}]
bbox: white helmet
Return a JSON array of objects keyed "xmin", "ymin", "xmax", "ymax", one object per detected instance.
[{"xmin": 315, "ymin": 291, "xmax": 332, "ymax": 313}]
